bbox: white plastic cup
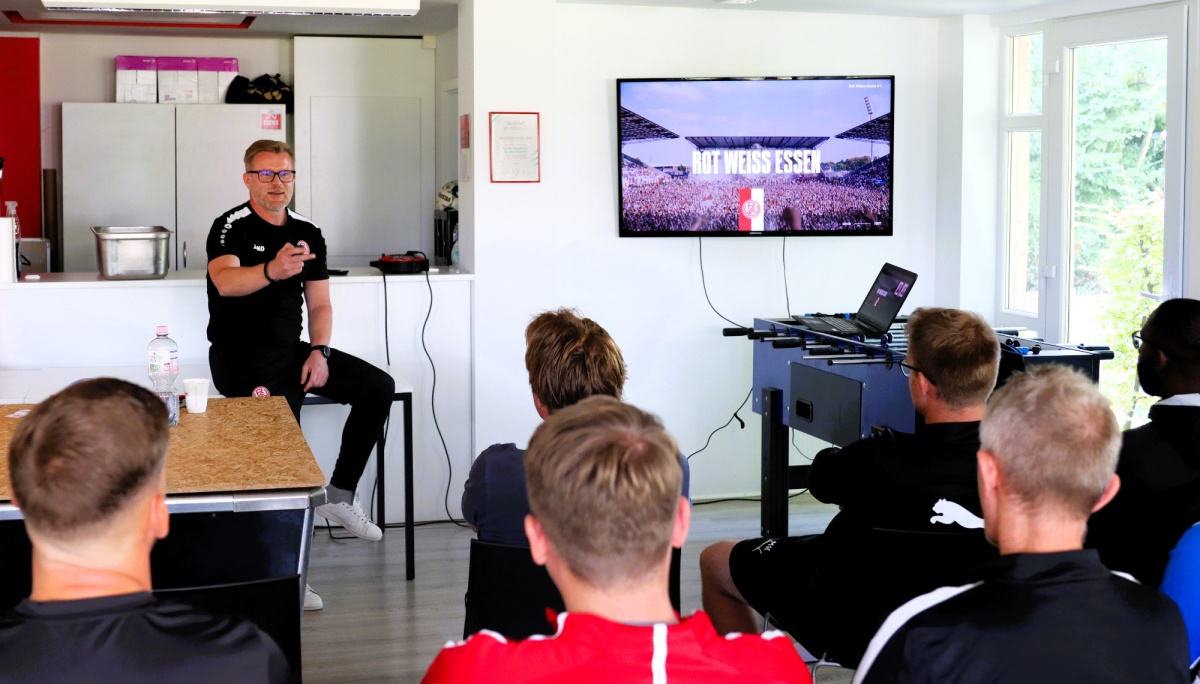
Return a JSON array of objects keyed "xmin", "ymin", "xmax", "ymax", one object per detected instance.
[{"xmin": 183, "ymin": 378, "xmax": 210, "ymax": 413}]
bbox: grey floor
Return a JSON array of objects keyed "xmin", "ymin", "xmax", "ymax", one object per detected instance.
[{"xmin": 301, "ymin": 494, "xmax": 854, "ymax": 683}]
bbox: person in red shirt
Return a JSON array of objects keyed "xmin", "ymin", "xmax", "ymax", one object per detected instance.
[{"xmin": 423, "ymin": 396, "xmax": 810, "ymax": 684}]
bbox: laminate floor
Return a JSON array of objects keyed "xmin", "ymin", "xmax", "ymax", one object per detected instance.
[{"xmin": 301, "ymin": 494, "xmax": 853, "ymax": 683}]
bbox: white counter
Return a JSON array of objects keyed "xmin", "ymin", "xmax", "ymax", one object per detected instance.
[
  {"xmin": 0, "ymin": 267, "xmax": 474, "ymax": 523},
  {"xmin": 2, "ymin": 266, "xmax": 474, "ymax": 289}
]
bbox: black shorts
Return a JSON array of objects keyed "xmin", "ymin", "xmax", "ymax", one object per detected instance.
[{"xmin": 729, "ymin": 534, "xmax": 824, "ymax": 633}]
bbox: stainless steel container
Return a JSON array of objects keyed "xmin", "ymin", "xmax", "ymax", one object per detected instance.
[{"xmin": 91, "ymin": 226, "xmax": 170, "ymax": 280}]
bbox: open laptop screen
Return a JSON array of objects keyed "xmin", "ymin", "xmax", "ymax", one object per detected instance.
[{"xmin": 855, "ymin": 263, "xmax": 918, "ymax": 333}]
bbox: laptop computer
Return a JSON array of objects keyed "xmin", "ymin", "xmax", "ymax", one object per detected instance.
[{"xmin": 795, "ymin": 263, "xmax": 918, "ymax": 338}]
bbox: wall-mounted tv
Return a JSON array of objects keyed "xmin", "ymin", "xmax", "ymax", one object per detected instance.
[{"xmin": 617, "ymin": 76, "xmax": 894, "ymax": 237}]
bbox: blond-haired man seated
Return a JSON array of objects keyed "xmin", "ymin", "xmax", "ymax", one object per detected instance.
[
  {"xmin": 426, "ymin": 396, "xmax": 810, "ymax": 683},
  {"xmin": 854, "ymin": 366, "xmax": 1189, "ymax": 683}
]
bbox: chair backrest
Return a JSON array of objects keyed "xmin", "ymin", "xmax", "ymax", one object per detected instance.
[
  {"xmin": 463, "ymin": 540, "xmax": 686, "ymax": 642},
  {"xmin": 814, "ymin": 526, "xmax": 998, "ymax": 667},
  {"xmin": 464, "ymin": 539, "xmax": 565, "ymax": 640},
  {"xmin": 155, "ymin": 574, "xmax": 301, "ymax": 683}
]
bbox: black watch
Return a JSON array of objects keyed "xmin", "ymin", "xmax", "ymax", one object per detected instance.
[{"xmin": 311, "ymin": 344, "xmax": 331, "ymax": 360}]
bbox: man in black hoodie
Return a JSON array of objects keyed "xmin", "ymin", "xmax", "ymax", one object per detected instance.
[{"xmin": 1088, "ymin": 298, "xmax": 1200, "ymax": 586}]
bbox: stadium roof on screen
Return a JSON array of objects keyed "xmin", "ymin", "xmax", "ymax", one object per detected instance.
[
  {"xmin": 835, "ymin": 113, "xmax": 892, "ymax": 143},
  {"xmin": 619, "ymin": 107, "xmax": 680, "ymax": 143},
  {"xmin": 686, "ymin": 136, "xmax": 828, "ymax": 150}
]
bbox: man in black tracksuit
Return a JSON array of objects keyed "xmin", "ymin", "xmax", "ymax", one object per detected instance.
[
  {"xmin": 1087, "ymin": 298, "xmax": 1200, "ymax": 587},
  {"xmin": 854, "ymin": 366, "xmax": 1189, "ymax": 684}
]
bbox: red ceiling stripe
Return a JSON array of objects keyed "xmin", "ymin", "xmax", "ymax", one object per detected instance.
[{"xmin": 2, "ymin": 11, "xmax": 255, "ymax": 30}]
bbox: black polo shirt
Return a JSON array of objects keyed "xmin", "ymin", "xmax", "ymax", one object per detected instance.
[
  {"xmin": 0, "ymin": 592, "xmax": 291, "ymax": 683},
  {"xmin": 855, "ymin": 550, "xmax": 1190, "ymax": 684},
  {"xmin": 206, "ymin": 202, "xmax": 329, "ymax": 351}
]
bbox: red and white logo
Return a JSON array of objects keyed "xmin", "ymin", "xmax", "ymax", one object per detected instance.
[
  {"xmin": 296, "ymin": 240, "xmax": 310, "ymax": 255},
  {"xmin": 261, "ymin": 111, "xmax": 282, "ymax": 130},
  {"xmin": 252, "ymin": 386, "xmax": 271, "ymax": 397},
  {"xmin": 738, "ymin": 188, "xmax": 765, "ymax": 232}
]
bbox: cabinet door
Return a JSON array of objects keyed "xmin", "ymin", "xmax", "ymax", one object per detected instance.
[
  {"xmin": 175, "ymin": 105, "xmax": 287, "ymax": 270},
  {"xmin": 62, "ymin": 104, "xmax": 176, "ymax": 272},
  {"xmin": 310, "ymin": 95, "xmax": 421, "ymax": 266}
]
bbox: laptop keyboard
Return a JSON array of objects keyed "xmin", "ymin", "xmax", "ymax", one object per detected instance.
[{"xmin": 823, "ymin": 317, "xmax": 860, "ymax": 333}]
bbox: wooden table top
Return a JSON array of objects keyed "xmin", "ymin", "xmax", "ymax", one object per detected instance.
[{"xmin": 0, "ymin": 396, "xmax": 325, "ymax": 502}]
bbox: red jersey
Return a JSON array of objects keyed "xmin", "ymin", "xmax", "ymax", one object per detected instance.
[{"xmin": 422, "ymin": 610, "xmax": 811, "ymax": 684}]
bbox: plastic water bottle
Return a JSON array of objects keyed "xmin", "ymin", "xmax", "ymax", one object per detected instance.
[
  {"xmin": 4, "ymin": 202, "xmax": 19, "ymax": 278},
  {"xmin": 148, "ymin": 326, "xmax": 180, "ymax": 426},
  {"xmin": 148, "ymin": 326, "xmax": 179, "ymax": 391}
]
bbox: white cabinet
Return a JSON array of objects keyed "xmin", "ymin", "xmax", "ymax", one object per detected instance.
[
  {"xmin": 62, "ymin": 103, "xmax": 287, "ymax": 272},
  {"xmin": 294, "ymin": 37, "xmax": 435, "ymax": 267}
]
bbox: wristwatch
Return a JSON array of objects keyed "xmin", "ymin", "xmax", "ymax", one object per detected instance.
[{"xmin": 311, "ymin": 344, "xmax": 331, "ymax": 360}]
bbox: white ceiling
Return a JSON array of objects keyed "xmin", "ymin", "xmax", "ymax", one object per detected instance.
[
  {"xmin": 564, "ymin": 0, "xmax": 1085, "ymax": 18},
  {"xmin": 0, "ymin": 0, "xmax": 1087, "ymax": 37}
]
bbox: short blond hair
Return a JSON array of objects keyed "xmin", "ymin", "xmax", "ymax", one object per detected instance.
[
  {"xmin": 243, "ymin": 139, "xmax": 294, "ymax": 171},
  {"xmin": 524, "ymin": 396, "xmax": 681, "ymax": 589},
  {"xmin": 906, "ymin": 307, "xmax": 1000, "ymax": 407},
  {"xmin": 525, "ymin": 308, "xmax": 627, "ymax": 412},
  {"xmin": 981, "ymin": 365, "xmax": 1120, "ymax": 517}
]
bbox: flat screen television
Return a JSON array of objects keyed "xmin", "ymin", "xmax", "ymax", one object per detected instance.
[{"xmin": 617, "ymin": 76, "xmax": 893, "ymax": 237}]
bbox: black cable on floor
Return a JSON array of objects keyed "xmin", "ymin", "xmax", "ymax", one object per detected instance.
[
  {"xmin": 687, "ymin": 387, "xmax": 752, "ymax": 461},
  {"xmin": 699, "ymin": 237, "xmax": 744, "ymax": 328},
  {"xmin": 782, "ymin": 236, "xmax": 793, "ymax": 318},
  {"xmin": 691, "ymin": 490, "xmax": 809, "ymax": 507},
  {"xmin": 421, "ymin": 267, "xmax": 467, "ymax": 528}
]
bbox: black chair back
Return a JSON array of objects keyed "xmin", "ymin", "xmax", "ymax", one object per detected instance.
[
  {"xmin": 463, "ymin": 539, "xmax": 564, "ymax": 640},
  {"xmin": 155, "ymin": 574, "xmax": 302, "ymax": 683},
  {"xmin": 463, "ymin": 540, "xmax": 684, "ymax": 641}
]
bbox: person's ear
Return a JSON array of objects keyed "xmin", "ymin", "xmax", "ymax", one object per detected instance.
[
  {"xmin": 532, "ymin": 393, "xmax": 551, "ymax": 421},
  {"xmin": 1091, "ymin": 474, "xmax": 1121, "ymax": 514},
  {"xmin": 524, "ymin": 514, "xmax": 550, "ymax": 567},
  {"xmin": 242, "ymin": 171, "xmax": 253, "ymax": 192},
  {"xmin": 150, "ymin": 492, "xmax": 170, "ymax": 541},
  {"xmin": 670, "ymin": 496, "xmax": 691, "ymax": 550},
  {"xmin": 977, "ymin": 449, "xmax": 1001, "ymax": 499}
]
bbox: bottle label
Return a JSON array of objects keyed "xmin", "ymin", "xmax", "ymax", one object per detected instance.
[{"xmin": 148, "ymin": 350, "xmax": 179, "ymax": 374}]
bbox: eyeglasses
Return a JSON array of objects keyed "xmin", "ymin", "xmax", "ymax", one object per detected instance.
[
  {"xmin": 248, "ymin": 169, "xmax": 297, "ymax": 184},
  {"xmin": 1131, "ymin": 331, "xmax": 1143, "ymax": 350},
  {"xmin": 898, "ymin": 360, "xmax": 937, "ymax": 386}
]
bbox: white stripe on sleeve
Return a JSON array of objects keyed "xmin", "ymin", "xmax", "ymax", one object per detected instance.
[{"xmin": 852, "ymin": 582, "xmax": 983, "ymax": 684}]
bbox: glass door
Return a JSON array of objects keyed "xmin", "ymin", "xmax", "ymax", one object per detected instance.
[{"xmin": 1041, "ymin": 5, "xmax": 1185, "ymax": 425}]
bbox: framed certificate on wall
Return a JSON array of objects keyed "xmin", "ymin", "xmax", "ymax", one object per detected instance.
[{"xmin": 488, "ymin": 112, "xmax": 540, "ymax": 183}]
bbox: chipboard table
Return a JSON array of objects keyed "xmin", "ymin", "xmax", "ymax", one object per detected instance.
[{"xmin": 0, "ymin": 396, "xmax": 325, "ymax": 611}]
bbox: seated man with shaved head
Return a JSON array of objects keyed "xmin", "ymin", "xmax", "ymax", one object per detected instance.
[{"xmin": 1088, "ymin": 298, "xmax": 1200, "ymax": 587}]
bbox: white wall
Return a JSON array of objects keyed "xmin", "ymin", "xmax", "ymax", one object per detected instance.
[
  {"xmin": 466, "ymin": 1, "xmax": 942, "ymax": 499},
  {"xmin": 935, "ymin": 15, "xmax": 1000, "ymax": 315},
  {"xmin": 39, "ymin": 33, "xmax": 292, "ymax": 171}
]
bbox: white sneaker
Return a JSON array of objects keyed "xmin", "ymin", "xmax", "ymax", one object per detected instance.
[
  {"xmin": 304, "ymin": 584, "xmax": 324, "ymax": 611},
  {"xmin": 316, "ymin": 497, "xmax": 383, "ymax": 541}
]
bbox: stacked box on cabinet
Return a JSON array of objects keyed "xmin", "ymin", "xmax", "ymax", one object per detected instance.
[
  {"xmin": 158, "ymin": 57, "xmax": 199, "ymax": 104},
  {"xmin": 116, "ymin": 56, "xmax": 158, "ymax": 103},
  {"xmin": 199, "ymin": 58, "xmax": 239, "ymax": 103}
]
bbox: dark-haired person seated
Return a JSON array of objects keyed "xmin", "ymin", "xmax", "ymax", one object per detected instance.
[
  {"xmin": 1088, "ymin": 298, "xmax": 1200, "ymax": 587},
  {"xmin": 854, "ymin": 366, "xmax": 1189, "ymax": 684},
  {"xmin": 424, "ymin": 396, "xmax": 811, "ymax": 684},
  {"xmin": 462, "ymin": 308, "xmax": 688, "ymax": 546},
  {"xmin": 700, "ymin": 307, "xmax": 1000, "ymax": 666},
  {"xmin": 0, "ymin": 379, "xmax": 290, "ymax": 684}
]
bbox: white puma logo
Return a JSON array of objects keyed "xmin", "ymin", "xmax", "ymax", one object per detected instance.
[{"xmin": 930, "ymin": 499, "xmax": 984, "ymax": 529}]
